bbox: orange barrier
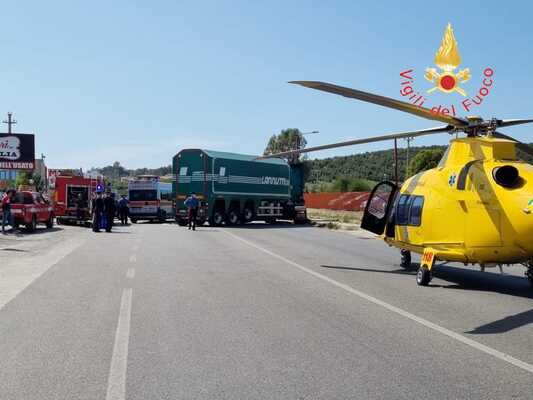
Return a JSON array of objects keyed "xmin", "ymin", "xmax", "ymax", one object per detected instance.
[{"xmin": 304, "ymin": 192, "xmax": 370, "ymax": 211}]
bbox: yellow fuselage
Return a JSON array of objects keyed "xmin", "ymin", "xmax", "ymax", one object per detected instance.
[{"xmin": 387, "ymin": 136, "xmax": 533, "ymax": 264}]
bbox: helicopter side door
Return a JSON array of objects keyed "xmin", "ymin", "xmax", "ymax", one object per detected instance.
[{"xmin": 361, "ymin": 181, "xmax": 398, "ymax": 235}]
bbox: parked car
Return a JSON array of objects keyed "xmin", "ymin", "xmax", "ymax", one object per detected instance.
[{"xmin": 11, "ymin": 191, "xmax": 55, "ymax": 232}]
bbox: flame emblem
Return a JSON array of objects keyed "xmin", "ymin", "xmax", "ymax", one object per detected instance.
[{"xmin": 425, "ymin": 23, "xmax": 470, "ymax": 96}]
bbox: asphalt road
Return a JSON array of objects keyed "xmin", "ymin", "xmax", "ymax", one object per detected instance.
[{"xmin": 0, "ymin": 222, "xmax": 532, "ymax": 399}]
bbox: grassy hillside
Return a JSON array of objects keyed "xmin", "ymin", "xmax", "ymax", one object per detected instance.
[{"xmin": 305, "ymin": 142, "xmax": 533, "ymax": 187}]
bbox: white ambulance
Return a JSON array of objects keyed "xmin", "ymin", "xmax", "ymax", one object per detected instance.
[{"xmin": 128, "ymin": 175, "xmax": 174, "ymax": 223}]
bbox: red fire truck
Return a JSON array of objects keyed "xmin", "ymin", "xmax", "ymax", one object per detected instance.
[{"xmin": 51, "ymin": 174, "xmax": 103, "ymax": 226}]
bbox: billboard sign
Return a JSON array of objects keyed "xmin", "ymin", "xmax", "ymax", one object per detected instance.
[{"xmin": 0, "ymin": 133, "xmax": 35, "ymax": 170}]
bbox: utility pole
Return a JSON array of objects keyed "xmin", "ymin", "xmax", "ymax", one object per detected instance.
[
  {"xmin": 2, "ymin": 112, "xmax": 17, "ymax": 134},
  {"xmin": 394, "ymin": 138, "xmax": 398, "ymax": 186},
  {"xmin": 405, "ymin": 137, "xmax": 414, "ymax": 177},
  {"xmin": 41, "ymin": 153, "xmax": 47, "ymax": 190}
]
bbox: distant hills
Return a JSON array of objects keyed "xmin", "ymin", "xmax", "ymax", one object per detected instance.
[
  {"xmin": 95, "ymin": 142, "xmax": 533, "ymax": 189},
  {"xmin": 306, "ymin": 145, "xmax": 444, "ymax": 183},
  {"xmin": 305, "ymin": 143, "xmax": 533, "ymax": 184}
]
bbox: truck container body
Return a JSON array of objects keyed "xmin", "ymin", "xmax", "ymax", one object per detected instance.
[
  {"xmin": 173, "ymin": 149, "xmax": 307, "ymax": 226},
  {"xmin": 128, "ymin": 175, "xmax": 174, "ymax": 223}
]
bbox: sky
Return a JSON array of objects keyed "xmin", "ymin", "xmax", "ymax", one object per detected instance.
[{"xmin": 1, "ymin": 0, "xmax": 532, "ymax": 170}]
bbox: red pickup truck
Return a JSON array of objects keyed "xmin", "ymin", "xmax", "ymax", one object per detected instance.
[{"xmin": 11, "ymin": 191, "xmax": 55, "ymax": 231}]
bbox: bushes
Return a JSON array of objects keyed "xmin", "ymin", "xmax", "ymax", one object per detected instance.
[{"xmin": 306, "ymin": 177, "xmax": 374, "ymax": 193}]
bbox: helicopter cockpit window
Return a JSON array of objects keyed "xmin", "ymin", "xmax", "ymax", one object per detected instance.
[
  {"xmin": 396, "ymin": 195, "xmax": 410, "ymax": 225},
  {"xmin": 396, "ymin": 194, "xmax": 424, "ymax": 226},
  {"xmin": 408, "ymin": 196, "xmax": 424, "ymax": 226}
]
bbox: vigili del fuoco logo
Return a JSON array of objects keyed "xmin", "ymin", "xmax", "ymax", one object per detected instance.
[{"xmin": 399, "ymin": 23, "xmax": 494, "ymax": 116}]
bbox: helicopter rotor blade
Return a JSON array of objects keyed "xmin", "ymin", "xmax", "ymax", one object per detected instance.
[
  {"xmin": 497, "ymin": 119, "xmax": 533, "ymax": 128},
  {"xmin": 289, "ymin": 81, "xmax": 469, "ymax": 128},
  {"xmin": 260, "ymin": 125, "xmax": 452, "ymax": 159},
  {"xmin": 493, "ymin": 131, "xmax": 533, "ymax": 158}
]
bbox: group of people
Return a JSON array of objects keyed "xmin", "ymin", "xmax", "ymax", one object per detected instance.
[
  {"xmin": 1, "ymin": 189, "xmax": 16, "ymax": 234},
  {"xmin": 90, "ymin": 192, "xmax": 130, "ymax": 233}
]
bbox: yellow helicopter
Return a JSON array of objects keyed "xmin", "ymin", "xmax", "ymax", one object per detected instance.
[{"xmin": 264, "ymin": 81, "xmax": 533, "ymax": 287}]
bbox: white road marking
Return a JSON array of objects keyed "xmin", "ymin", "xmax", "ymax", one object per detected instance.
[
  {"xmin": 126, "ymin": 268, "xmax": 135, "ymax": 279},
  {"xmin": 105, "ymin": 288, "xmax": 133, "ymax": 400},
  {"xmin": 129, "ymin": 254, "xmax": 136, "ymax": 263},
  {"xmin": 221, "ymin": 229, "xmax": 533, "ymax": 375}
]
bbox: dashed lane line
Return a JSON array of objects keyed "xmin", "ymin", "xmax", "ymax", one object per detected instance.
[
  {"xmin": 221, "ymin": 228, "xmax": 533, "ymax": 376},
  {"xmin": 105, "ymin": 288, "xmax": 133, "ymax": 400},
  {"xmin": 126, "ymin": 268, "xmax": 135, "ymax": 279},
  {"xmin": 129, "ymin": 254, "xmax": 136, "ymax": 263}
]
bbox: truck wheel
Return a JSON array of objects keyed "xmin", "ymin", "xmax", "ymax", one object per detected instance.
[
  {"xmin": 176, "ymin": 218, "xmax": 188, "ymax": 227},
  {"xmin": 159, "ymin": 211, "xmax": 167, "ymax": 223},
  {"xmin": 227, "ymin": 210, "xmax": 240, "ymax": 225},
  {"xmin": 46, "ymin": 215, "xmax": 54, "ymax": 229},
  {"xmin": 26, "ymin": 214, "xmax": 37, "ymax": 232},
  {"xmin": 131, "ymin": 218, "xmax": 137, "ymax": 224},
  {"xmin": 243, "ymin": 207, "xmax": 254, "ymax": 223},
  {"xmin": 209, "ymin": 210, "xmax": 225, "ymax": 226},
  {"xmin": 265, "ymin": 217, "xmax": 277, "ymax": 225}
]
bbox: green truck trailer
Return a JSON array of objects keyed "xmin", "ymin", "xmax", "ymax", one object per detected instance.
[{"xmin": 173, "ymin": 149, "xmax": 307, "ymax": 226}]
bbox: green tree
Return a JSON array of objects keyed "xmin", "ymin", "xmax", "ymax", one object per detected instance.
[
  {"xmin": 30, "ymin": 173, "xmax": 45, "ymax": 192},
  {"xmin": 15, "ymin": 172, "xmax": 30, "ymax": 188},
  {"xmin": 408, "ymin": 149, "xmax": 445, "ymax": 176},
  {"xmin": 263, "ymin": 128, "xmax": 306, "ymax": 163},
  {"xmin": 100, "ymin": 161, "xmax": 128, "ymax": 180},
  {"xmin": 330, "ymin": 176, "xmax": 374, "ymax": 192}
]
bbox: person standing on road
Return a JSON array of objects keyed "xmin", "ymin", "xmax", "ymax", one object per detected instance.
[
  {"xmin": 184, "ymin": 192, "xmax": 200, "ymax": 231},
  {"xmin": 2, "ymin": 189, "xmax": 15, "ymax": 234},
  {"xmin": 75, "ymin": 194, "xmax": 86, "ymax": 222},
  {"xmin": 92, "ymin": 192, "xmax": 104, "ymax": 232},
  {"xmin": 104, "ymin": 192, "xmax": 116, "ymax": 232},
  {"xmin": 118, "ymin": 195, "xmax": 129, "ymax": 225}
]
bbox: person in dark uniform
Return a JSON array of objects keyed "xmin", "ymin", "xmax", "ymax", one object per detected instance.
[
  {"xmin": 104, "ymin": 192, "xmax": 116, "ymax": 232},
  {"xmin": 75, "ymin": 194, "xmax": 86, "ymax": 222},
  {"xmin": 118, "ymin": 195, "xmax": 129, "ymax": 225},
  {"xmin": 184, "ymin": 192, "xmax": 200, "ymax": 230},
  {"xmin": 92, "ymin": 192, "xmax": 104, "ymax": 232}
]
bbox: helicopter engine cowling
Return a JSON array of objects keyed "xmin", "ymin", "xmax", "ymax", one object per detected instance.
[{"xmin": 492, "ymin": 165, "xmax": 520, "ymax": 188}]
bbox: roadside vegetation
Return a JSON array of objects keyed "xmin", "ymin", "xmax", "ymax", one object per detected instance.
[{"xmin": 307, "ymin": 208, "xmax": 363, "ymax": 230}]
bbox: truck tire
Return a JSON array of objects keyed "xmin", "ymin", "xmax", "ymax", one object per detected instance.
[
  {"xmin": 176, "ymin": 218, "xmax": 188, "ymax": 226},
  {"xmin": 26, "ymin": 214, "xmax": 37, "ymax": 232},
  {"xmin": 227, "ymin": 209, "xmax": 240, "ymax": 225},
  {"xmin": 46, "ymin": 215, "xmax": 54, "ymax": 229},
  {"xmin": 242, "ymin": 207, "xmax": 254, "ymax": 223},
  {"xmin": 158, "ymin": 211, "xmax": 167, "ymax": 223},
  {"xmin": 131, "ymin": 218, "xmax": 137, "ymax": 224},
  {"xmin": 209, "ymin": 210, "xmax": 225, "ymax": 226}
]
